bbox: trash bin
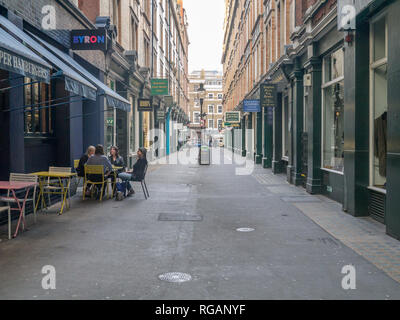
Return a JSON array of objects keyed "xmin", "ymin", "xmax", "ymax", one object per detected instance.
[{"xmin": 200, "ymin": 145, "xmax": 211, "ymax": 165}]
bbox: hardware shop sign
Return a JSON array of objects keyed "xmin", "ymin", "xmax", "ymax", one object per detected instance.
[
  {"xmin": 225, "ymin": 111, "xmax": 241, "ymax": 123},
  {"xmin": 151, "ymin": 78, "xmax": 169, "ymax": 96},
  {"xmin": 243, "ymin": 99, "xmax": 260, "ymax": 112},
  {"xmin": 0, "ymin": 48, "xmax": 50, "ymax": 83},
  {"xmin": 70, "ymin": 29, "xmax": 107, "ymax": 51},
  {"xmin": 260, "ymin": 83, "xmax": 277, "ymax": 108},
  {"xmin": 138, "ymin": 98, "xmax": 152, "ymax": 111}
]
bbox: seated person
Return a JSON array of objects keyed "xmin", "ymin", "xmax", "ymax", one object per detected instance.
[
  {"xmin": 108, "ymin": 146, "xmax": 125, "ymax": 195},
  {"xmin": 109, "ymin": 146, "xmax": 125, "ymax": 172},
  {"xmin": 86, "ymin": 144, "xmax": 113, "ymax": 198},
  {"xmin": 118, "ymin": 147, "xmax": 148, "ymax": 196},
  {"xmin": 77, "ymin": 145, "xmax": 95, "ymax": 177}
]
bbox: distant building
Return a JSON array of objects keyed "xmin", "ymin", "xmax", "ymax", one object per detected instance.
[{"xmin": 188, "ymin": 70, "xmax": 223, "ymax": 134}]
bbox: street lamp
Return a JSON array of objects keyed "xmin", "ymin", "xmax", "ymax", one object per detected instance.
[{"xmin": 196, "ymin": 83, "xmax": 207, "ymax": 146}]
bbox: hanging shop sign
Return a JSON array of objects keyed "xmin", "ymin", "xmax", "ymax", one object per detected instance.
[
  {"xmin": 225, "ymin": 111, "xmax": 241, "ymax": 123},
  {"xmin": 151, "ymin": 78, "xmax": 169, "ymax": 96},
  {"xmin": 164, "ymin": 95, "xmax": 173, "ymax": 108},
  {"xmin": 105, "ymin": 118, "xmax": 114, "ymax": 126},
  {"xmin": 224, "ymin": 122, "xmax": 240, "ymax": 128},
  {"xmin": 243, "ymin": 99, "xmax": 261, "ymax": 112},
  {"xmin": 260, "ymin": 83, "xmax": 277, "ymax": 108},
  {"xmin": 156, "ymin": 109, "xmax": 165, "ymax": 121},
  {"xmin": 138, "ymin": 98, "xmax": 152, "ymax": 111},
  {"xmin": 70, "ymin": 29, "xmax": 108, "ymax": 51}
]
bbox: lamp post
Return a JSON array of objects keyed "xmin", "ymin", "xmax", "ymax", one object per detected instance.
[{"xmin": 196, "ymin": 83, "xmax": 206, "ymax": 144}]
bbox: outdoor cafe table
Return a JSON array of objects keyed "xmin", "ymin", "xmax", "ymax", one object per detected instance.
[
  {"xmin": 32, "ymin": 171, "xmax": 77, "ymax": 215},
  {"xmin": 0, "ymin": 181, "xmax": 37, "ymax": 238}
]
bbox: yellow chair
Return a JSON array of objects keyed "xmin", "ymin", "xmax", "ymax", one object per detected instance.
[
  {"xmin": 83, "ymin": 165, "xmax": 109, "ymax": 201},
  {"xmin": 43, "ymin": 167, "xmax": 72, "ymax": 210},
  {"xmin": 73, "ymin": 159, "xmax": 82, "ymax": 190}
]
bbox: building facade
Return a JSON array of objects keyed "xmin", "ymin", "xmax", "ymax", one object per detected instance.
[
  {"xmin": 222, "ymin": 0, "xmax": 400, "ymax": 240},
  {"xmin": 188, "ymin": 70, "xmax": 224, "ymax": 134},
  {"xmin": 0, "ymin": 0, "xmax": 189, "ymax": 219}
]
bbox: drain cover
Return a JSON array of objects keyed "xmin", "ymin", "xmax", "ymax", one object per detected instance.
[
  {"xmin": 158, "ymin": 272, "xmax": 192, "ymax": 283},
  {"xmin": 236, "ymin": 227, "xmax": 255, "ymax": 232}
]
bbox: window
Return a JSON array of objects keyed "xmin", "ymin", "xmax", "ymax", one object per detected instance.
[
  {"xmin": 208, "ymin": 105, "xmax": 214, "ymax": 114},
  {"xmin": 208, "ymin": 93, "xmax": 213, "ymax": 99},
  {"xmin": 217, "ymin": 93, "xmax": 223, "ymax": 99},
  {"xmin": 217, "ymin": 105, "xmax": 222, "ymax": 114},
  {"xmin": 282, "ymin": 95, "xmax": 289, "ymax": 159},
  {"xmin": 131, "ymin": 18, "xmax": 138, "ymax": 51},
  {"xmin": 322, "ymin": 48, "xmax": 344, "ymax": 173},
  {"xmin": 208, "ymin": 119, "xmax": 214, "ymax": 129},
  {"xmin": 193, "ymin": 111, "xmax": 200, "ymax": 124},
  {"xmin": 129, "ymin": 96, "xmax": 136, "ymax": 152},
  {"xmin": 24, "ymin": 78, "xmax": 53, "ymax": 135},
  {"xmin": 217, "ymin": 119, "xmax": 223, "ymax": 129},
  {"xmin": 144, "ymin": 36, "xmax": 150, "ymax": 67},
  {"xmin": 370, "ymin": 14, "xmax": 387, "ymax": 189}
]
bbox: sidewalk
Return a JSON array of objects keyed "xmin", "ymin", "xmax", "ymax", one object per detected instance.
[{"xmin": 251, "ymin": 165, "xmax": 400, "ymax": 283}]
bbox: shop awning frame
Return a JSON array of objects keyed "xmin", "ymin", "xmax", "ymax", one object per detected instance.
[
  {"xmin": 32, "ymin": 34, "xmax": 131, "ymax": 112},
  {"xmin": 0, "ymin": 27, "xmax": 51, "ymax": 83},
  {"xmin": 0, "ymin": 15, "xmax": 97, "ymax": 101}
]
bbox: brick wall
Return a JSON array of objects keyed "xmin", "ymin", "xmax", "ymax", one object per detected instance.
[{"xmin": 0, "ymin": 0, "xmax": 104, "ymax": 70}]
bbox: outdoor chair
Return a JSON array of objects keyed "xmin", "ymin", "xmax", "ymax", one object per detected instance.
[
  {"xmin": 83, "ymin": 165, "xmax": 109, "ymax": 201},
  {"xmin": 73, "ymin": 159, "xmax": 83, "ymax": 194},
  {"xmin": 0, "ymin": 173, "xmax": 38, "ymax": 224},
  {"xmin": 43, "ymin": 167, "xmax": 72, "ymax": 210},
  {"xmin": 0, "ymin": 206, "xmax": 11, "ymax": 239},
  {"xmin": 132, "ymin": 164, "xmax": 150, "ymax": 200}
]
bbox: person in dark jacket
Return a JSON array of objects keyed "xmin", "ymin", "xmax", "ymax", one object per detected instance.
[
  {"xmin": 108, "ymin": 146, "xmax": 125, "ymax": 196},
  {"xmin": 109, "ymin": 146, "xmax": 125, "ymax": 170},
  {"xmin": 77, "ymin": 145, "xmax": 95, "ymax": 177},
  {"xmin": 118, "ymin": 147, "xmax": 148, "ymax": 196}
]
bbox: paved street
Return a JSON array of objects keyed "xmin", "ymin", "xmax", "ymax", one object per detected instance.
[{"xmin": 1, "ymin": 147, "xmax": 400, "ymax": 299}]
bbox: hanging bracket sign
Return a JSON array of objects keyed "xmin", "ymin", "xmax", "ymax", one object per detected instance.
[
  {"xmin": 260, "ymin": 83, "xmax": 277, "ymax": 108},
  {"xmin": 138, "ymin": 98, "xmax": 152, "ymax": 111},
  {"xmin": 71, "ymin": 29, "xmax": 108, "ymax": 51},
  {"xmin": 151, "ymin": 78, "xmax": 169, "ymax": 96}
]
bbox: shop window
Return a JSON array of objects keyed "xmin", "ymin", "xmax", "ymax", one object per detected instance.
[
  {"xmin": 24, "ymin": 77, "xmax": 53, "ymax": 135},
  {"xmin": 105, "ymin": 79, "xmax": 116, "ymax": 154},
  {"xmin": 282, "ymin": 95, "xmax": 289, "ymax": 159},
  {"xmin": 129, "ymin": 96, "xmax": 136, "ymax": 153},
  {"xmin": 370, "ymin": 15, "xmax": 387, "ymax": 189},
  {"xmin": 322, "ymin": 48, "xmax": 344, "ymax": 173},
  {"xmin": 208, "ymin": 119, "xmax": 214, "ymax": 129}
]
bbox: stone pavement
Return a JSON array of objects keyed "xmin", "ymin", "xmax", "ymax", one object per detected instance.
[
  {"xmin": 250, "ymin": 165, "xmax": 400, "ymax": 284},
  {"xmin": 0, "ymin": 147, "xmax": 399, "ymax": 299}
]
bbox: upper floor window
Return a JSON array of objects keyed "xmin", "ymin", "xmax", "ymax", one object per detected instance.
[{"xmin": 208, "ymin": 93, "xmax": 213, "ymax": 99}]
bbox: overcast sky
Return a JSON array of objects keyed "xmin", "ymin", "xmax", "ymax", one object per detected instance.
[{"xmin": 184, "ymin": 0, "xmax": 225, "ymax": 73}]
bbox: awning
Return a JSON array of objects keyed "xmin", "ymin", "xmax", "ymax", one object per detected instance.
[
  {"xmin": 32, "ymin": 34, "xmax": 131, "ymax": 112},
  {"xmin": 0, "ymin": 27, "xmax": 50, "ymax": 83},
  {"xmin": 0, "ymin": 15, "xmax": 97, "ymax": 101}
]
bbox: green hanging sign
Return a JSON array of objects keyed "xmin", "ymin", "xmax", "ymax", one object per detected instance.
[{"xmin": 151, "ymin": 78, "xmax": 169, "ymax": 96}]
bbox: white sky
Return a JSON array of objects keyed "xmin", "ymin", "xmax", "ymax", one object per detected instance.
[{"xmin": 184, "ymin": 0, "xmax": 225, "ymax": 73}]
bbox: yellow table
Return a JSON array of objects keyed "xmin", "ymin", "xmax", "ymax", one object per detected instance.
[{"xmin": 32, "ymin": 171, "xmax": 77, "ymax": 215}]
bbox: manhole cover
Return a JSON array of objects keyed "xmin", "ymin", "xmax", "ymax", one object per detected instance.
[
  {"xmin": 158, "ymin": 272, "xmax": 192, "ymax": 283},
  {"xmin": 158, "ymin": 213, "xmax": 203, "ymax": 221},
  {"xmin": 236, "ymin": 227, "xmax": 255, "ymax": 232}
]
